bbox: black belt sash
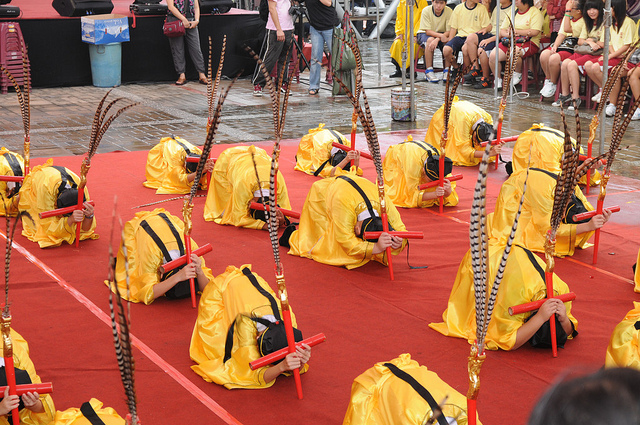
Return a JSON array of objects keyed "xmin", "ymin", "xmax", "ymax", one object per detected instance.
[
  {"xmin": 140, "ymin": 213, "xmax": 185, "ymax": 266},
  {"xmin": 383, "ymin": 363, "xmax": 450, "ymax": 425},
  {"xmin": 314, "ymin": 129, "xmax": 349, "ymax": 177},
  {"xmin": 80, "ymin": 402, "xmax": 107, "ymax": 425},
  {"xmin": 52, "ymin": 165, "xmax": 78, "ymax": 197},
  {"xmin": 3, "ymin": 152, "xmax": 22, "ymax": 177},
  {"xmin": 337, "ymin": 175, "xmax": 376, "ymax": 218}
]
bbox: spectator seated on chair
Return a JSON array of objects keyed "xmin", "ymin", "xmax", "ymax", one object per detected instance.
[
  {"xmin": 416, "ymin": 0, "xmax": 452, "ymax": 83},
  {"xmin": 389, "ymin": 0, "xmax": 429, "ymax": 78}
]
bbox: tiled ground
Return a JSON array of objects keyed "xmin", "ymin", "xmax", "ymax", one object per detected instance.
[{"xmin": 0, "ymin": 39, "xmax": 638, "ymax": 178}]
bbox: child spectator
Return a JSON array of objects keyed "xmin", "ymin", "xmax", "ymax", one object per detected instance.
[{"xmin": 416, "ymin": 0, "xmax": 452, "ymax": 82}]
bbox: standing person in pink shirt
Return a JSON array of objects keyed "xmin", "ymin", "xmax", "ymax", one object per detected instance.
[{"xmin": 252, "ymin": 0, "xmax": 294, "ymax": 96}]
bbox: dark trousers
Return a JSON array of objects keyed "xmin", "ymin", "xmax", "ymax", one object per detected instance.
[
  {"xmin": 167, "ymin": 16, "xmax": 205, "ymax": 75},
  {"xmin": 252, "ymin": 29, "xmax": 294, "ymax": 88}
]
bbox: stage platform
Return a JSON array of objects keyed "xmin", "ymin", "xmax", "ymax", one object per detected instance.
[{"xmin": 0, "ymin": 0, "xmax": 263, "ymax": 87}]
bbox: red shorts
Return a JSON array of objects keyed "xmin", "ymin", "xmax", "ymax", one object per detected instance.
[
  {"xmin": 570, "ymin": 53, "xmax": 600, "ymax": 67},
  {"xmin": 557, "ymin": 50, "xmax": 573, "ymax": 61},
  {"xmin": 597, "ymin": 57, "xmax": 622, "ymax": 69},
  {"xmin": 627, "ymin": 61, "xmax": 640, "ymax": 71},
  {"xmin": 499, "ymin": 41, "xmax": 540, "ymax": 58}
]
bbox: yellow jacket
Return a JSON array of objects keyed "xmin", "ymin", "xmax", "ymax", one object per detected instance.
[
  {"xmin": 289, "ymin": 175, "xmax": 407, "ymax": 269},
  {"xmin": 294, "ymin": 124, "xmax": 362, "ymax": 178},
  {"xmin": 143, "ymin": 136, "xmax": 205, "ymax": 194},
  {"xmin": 383, "ymin": 137, "xmax": 458, "ymax": 208},
  {"xmin": 109, "ymin": 208, "xmax": 214, "ymax": 305},
  {"xmin": 605, "ymin": 302, "xmax": 640, "ymax": 370},
  {"xmin": 343, "ymin": 354, "xmax": 481, "ymax": 425},
  {"xmin": 389, "ymin": 0, "xmax": 428, "ymax": 67},
  {"xmin": 203, "ymin": 146, "xmax": 291, "ymax": 230},
  {"xmin": 0, "ymin": 328, "xmax": 55, "ymax": 425},
  {"xmin": 425, "ymin": 97, "xmax": 493, "ymax": 167},
  {"xmin": 190, "ymin": 265, "xmax": 307, "ymax": 389},
  {"xmin": 18, "ymin": 159, "xmax": 98, "ymax": 248}
]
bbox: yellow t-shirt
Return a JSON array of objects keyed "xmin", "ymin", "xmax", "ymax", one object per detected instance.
[
  {"xmin": 579, "ymin": 23, "xmax": 603, "ymax": 40},
  {"xmin": 417, "ymin": 4, "xmax": 453, "ymax": 34},
  {"xmin": 603, "ymin": 17, "xmax": 636, "ymax": 52},
  {"xmin": 560, "ymin": 17, "xmax": 585, "ymax": 38},
  {"xmin": 501, "ymin": 5, "xmax": 543, "ymax": 47},
  {"xmin": 489, "ymin": 3, "xmax": 515, "ymax": 35},
  {"xmin": 449, "ymin": 1, "xmax": 490, "ymax": 37}
]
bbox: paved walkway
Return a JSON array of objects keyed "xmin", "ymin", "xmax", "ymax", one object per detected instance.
[{"xmin": 1, "ymin": 39, "xmax": 639, "ymax": 179}]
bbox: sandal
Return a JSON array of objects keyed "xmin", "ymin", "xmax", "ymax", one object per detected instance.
[
  {"xmin": 175, "ymin": 77, "xmax": 187, "ymax": 86},
  {"xmin": 309, "ymin": 88, "xmax": 319, "ymax": 95}
]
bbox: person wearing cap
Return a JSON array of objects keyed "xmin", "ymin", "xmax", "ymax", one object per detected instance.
[
  {"xmin": 0, "ymin": 147, "xmax": 25, "ymax": 217},
  {"xmin": 18, "ymin": 160, "xmax": 97, "ymax": 248},
  {"xmin": 383, "ymin": 136, "xmax": 458, "ymax": 208},
  {"xmin": 283, "ymin": 175, "xmax": 407, "ymax": 269},
  {"xmin": 203, "ymin": 145, "xmax": 291, "ymax": 230},
  {"xmin": 343, "ymin": 353, "xmax": 482, "ymax": 425},
  {"xmin": 0, "ymin": 328, "xmax": 55, "ymax": 425},
  {"xmin": 604, "ymin": 302, "xmax": 640, "ymax": 369},
  {"xmin": 190, "ymin": 265, "xmax": 311, "ymax": 389},
  {"xmin": 424, "ymin": 97, "xmax": 500, "ymax": 167},
  {"xmin": 294, "ymin": 124, "xmax": 363, "ymax": 178},
  {"xmin": 107, "ymin": 208, "xmax": 214, "ymax": 305},
  {"xmin": 143, "ymin": 136, "xmax": 215, "ymax": 194}
]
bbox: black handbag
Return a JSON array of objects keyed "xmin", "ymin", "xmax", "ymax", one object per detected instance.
[{"xmin": 556, "ymin": 36, "xmax": 578, "ymax": 53}]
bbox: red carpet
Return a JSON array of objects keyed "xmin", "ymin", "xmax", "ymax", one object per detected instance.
[{"xmin": 5, "ymin": 134, "xmax": 640, "ymax": 425}]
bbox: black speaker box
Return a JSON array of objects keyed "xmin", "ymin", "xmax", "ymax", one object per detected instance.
[
  {"xmin": 0, "ymin": 5, "xmax": 20, "ymax": 16},
  {"xmin": 129, "ymin": 3, "xmax": 168, "ymax": 14},
  {"xmin": 199, "ymin": 0, "xmax": 234, "ymax": 14},
  {"xmin": 51, "ymin": 0, "xmax": 114, "ymax": 17}
]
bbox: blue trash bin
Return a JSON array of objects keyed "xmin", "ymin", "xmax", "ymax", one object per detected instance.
[{"xmin": 88, "ymin": 42, "xmax": 121, "ymax": 87}]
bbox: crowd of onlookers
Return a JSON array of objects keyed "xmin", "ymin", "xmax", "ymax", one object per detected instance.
[{"xmin": 389, "ymin": 0, "xmax": 640, "ymax": 119}]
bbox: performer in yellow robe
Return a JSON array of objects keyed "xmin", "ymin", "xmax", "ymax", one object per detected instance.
[
  {"xmin": 0, "ymin": 147, "xmax": 24, "ymax": 217},
  {"xmin": 605, "ymin": 302, "xmax": 640, "ymax": 370},
  {"xmin": 510, "ymin": 123, "xmax": 602, "ymax": 186},
  {"xmin": 635, "ymin": 248, "xmax": 640, "ymax": 291},
  {"xmin": 18, "ymin": 159, "xmax": 97, "ymax": 248},
  {"xmin": 190, "ymin": 265, "xmax": 310, "ymax": 389},
  {"xmin": 343, "ymin": 354, "xmax": 481, "ymax": 425},
  {"xmin": 143, "ymin": 136, "xmax": 214, "ymax": 194},
  {"xmin": 109, "ymin": 208, "xmax": 215, "ymax": 305},
  {"xmin": 430, "ymin": 242, "xmax": 578, "ymax": 351},
  {"xmin": 489, "ymin": 168, "xmax": 608, "ymax": 257},
  {"xmin": 424, "ymin": 97, "xmax": 498, "ymax": 167},
  {"xmin": 48, "ymin": 399, "xmax": 124, "ymax": 425},
  {"xmin": 383, "ymin": 136, "xmax": 459, "ymax": 208},
  {"xmin": 294, "ymin": 124, "xmax": 363, "ymax": 178},
  {"xmin": 0, "ymin": 328, "xmax": 55, "ymax": 425},
  {"xmin": 389, "ymin": 0, "xmax": 428, "ymax": 77},
  {"xmin": 203, "ymin": 146, "xmax": 291, "ymax": 230},
  {"xmin": 287, "ymin": 175, "xmax": 407, "ymax": 269}
]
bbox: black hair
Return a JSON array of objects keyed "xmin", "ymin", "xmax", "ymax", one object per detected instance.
[
  {"xmin": 528, "ymin": 368, "xmax": 640, "ymax": 425},
  {"xmin": 611, "ymin": 0, "xmax": 627, "ymax": 31},
  {"xmin": 520, "ymin": 0, "xmax": 535, "ymax": 9},
  {"xmin": 582, "ymin": 0, "xmax": 604, "ymax": 34}
]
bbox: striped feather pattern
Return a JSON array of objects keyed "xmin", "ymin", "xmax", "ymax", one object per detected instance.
[
  {"xmin": 211, "ymin": 35, "xmax": 226, "ymax": 120},
  {"xmin": 1, "ymin": 196, "xmax": 21, "ymax": 311}
]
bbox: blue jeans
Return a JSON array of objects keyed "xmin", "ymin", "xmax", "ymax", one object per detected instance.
[{"xmin": 309, "ymin": 26, "xmax": 334, "ymax": 91}]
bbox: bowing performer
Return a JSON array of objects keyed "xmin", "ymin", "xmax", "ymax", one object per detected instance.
[
  {"xmin": 107, "ymin": 208, "xmax": 214, "ymax": 304},
  {"xmin": 383, "ymin": 136, "xmax": 458, "ymax": 208},
  {"xmin": 0, "ymin": 328, "xmax": 55, "ymax": 425},
  {"xmin": 605, "ymin": 302, "xmax": 640, "ymax": 370},
  {"xmin": 143, "ymin": 136, "xmax": 215, "ymax": 194},
  {"xmin": 203, "ymin": 145, "xmax": 291, "ymax": 230},
  {"xmin": 0, "ymin": 147, "xmax": 24, "ymax": 217},
  {"xmin": 190, "ymin": 265, "xmax": 310, "ymax": 389},
  {"xmin": 343, "ymin": 354, "xmax": 482, "ymax": 425},
  {"xmin": 283, "ymin": 174, "xmax": 407, "ymax": 269},
  {"xmin": 294, "ymin": 123, "xmax": 364, "ymax": 178},
  {"xmin": 18, "ymin": 161, "xmax": 97, "ymax": 248},
  {"xmin": 424, "ymin": 97, "xmax": 499, "ymax": 167}
]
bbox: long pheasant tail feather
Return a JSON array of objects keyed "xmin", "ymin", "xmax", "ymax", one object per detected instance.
[
  {"xmin": 502, "ymin": 17, "xmax": 517, "ymax": 93},
  {"xmin": 448, "ymin": 61, "xmax": 474, "ymax": 109},
  {"xmin": 344, "ymin": 38, "xmax": 364, "ymax": 100},
  {"xmin": 21, "ymin": 45, "xmax": 31, "ymax": 135},
  {"xmin": 94, "ymin": 102, "xmax": 139, "ymax": 155},
  {"xmin": 267, "ymin": 145, "xmax": 282, "ymax": 270},
  {"xmin": 551, "ymin": 107, "xmax": 578, "ymax": 234},
  {"xmin": 189, "ymin": 73, "xmax": 239, "ymax": 202},
  {"xmin": 606, "ymin": 96, "xmax": 639, "ymax": 173},
  {"xmin": 0, "ymin": 65, "xmax": 28, "ymax": 134},
  {"xmin": 244, "ymin": 46, "xmax": 280, "ymax": 137},
  {"xmin": 90, "ymin": 90, "xmax": 113, "ymax": 146}
]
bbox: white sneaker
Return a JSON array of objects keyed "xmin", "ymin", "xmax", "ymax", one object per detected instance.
[
  {"xmin": 546, "ymin": 82, "xmax": 557, "ymax": 97},
  {"xmin": 592, "ymin": 89, "xmax": 602, "ymax": 103},
  {"xmin": 425, "ymin": 70, "xmax": 439, "ymax": 83},
  {"xmin": 605, "ymin": 103, "xmax": 616, "ymax": 117},
  {"xmin": 512, "ymin": 72, "xmax": 522, "ymax": 86},
  {"xmin": 497, "ymin": 78, "xmax": 503, "ymax": 89},
  {"xmin": 539, "ymin": 80, "xmax": 556, "ymax": 97},
  {"xmin": 632, "ymin": 108, "xmax": 640, "ymax": 121},
  {"xmin": 539, "ymin": 79, "xmax": 551, "ymax": 95}
]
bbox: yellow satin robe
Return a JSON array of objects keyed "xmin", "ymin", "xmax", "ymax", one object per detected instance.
[
  {"xmin": 390, "ymin": 0, "xmax": 428, "ymax": 68},
  {"xmin": 489, "ymin": 168, "xmax": 594, "ymax": 257},
  {"xmin": 288, "ymin": 175, "xmax": 407, "ymax": 269},
  {"xmin": 143, "ymin": 136, "xmax": 205, "ymax": 194},
  {"xmin": 635, "ymin": 249, "xmax": 640, "ymax": 292},
  {"xmin": 109, "ymin": 208, "xmax": 215, "ymax": 305},
  {"xmin": 343, "ymin": 354, "xmax": 481, "ymax": 425},
  {"xmin": 383, "ymin": 138, "xmax": 459, "ymax": 208},
  {"xmin": 203, "ymin": 146, "xmax": 291, "ymax": 230},
  {"xmin": 425, "ymin": 97, "xmax": 494, "ymax": 167},
  {"xmin": 294, "ymin": 123, "xmax": 363, "ymax": 178},
  {"xmin": 1, "ymin": 329, "xmax": 55, "ymax": 425},
  {"xmin": 0, "ymin": 147, "xmax": 24, "ymax": 217},
  {"xmin": 190, "ymin": 264, "xmax": 308, "ymax": 389},
  {"xmin": 429, "ymin": 244, "xmax": 578, "ymax": 351},
  {"xmin": 511, "ymin": 124, "xmax": 601, "ymax": 186},
  {"xmin": 18, "ymin": 159, "xmax": 98, "ymax": 248},
  {"xmin": 605, "ymin": 302, "xmax": 640, "ymax": 370},
  {"xmin": 49, "ymin": 399, "xmax": 124, "ymax": 425}
]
